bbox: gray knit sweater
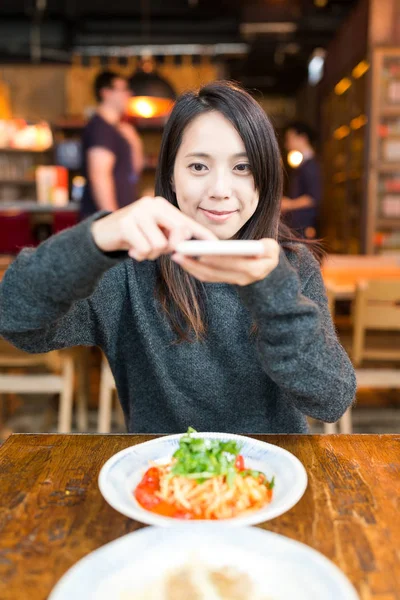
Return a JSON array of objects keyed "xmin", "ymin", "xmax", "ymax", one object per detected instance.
[{"xmin": 0, "ymin": 214, "xmax": 356, "ymax": 434}]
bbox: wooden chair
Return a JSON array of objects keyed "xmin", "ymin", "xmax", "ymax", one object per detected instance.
[
  {"xmin": 323, "ymin": 409, "xmax": 353, "ymax": 434},
  {"xmin": 1, "ymin": 258, "xmax": 90, "ymax": 434},
  {"xmin": 0, "ymin": 341, "xmax": 88, "ymax": 433},
  {"xmin": 97, "ymin": 357, "xmax": 125, "ymax": 433},
  {"xmin": 353, "ymin": 279, "xmax": 400, "ymax": 365},
  {"xmin": 325, "ymin": 279, "xmax": 400, "ymax": 434},
  {"xmin": 322, "ymin": 254, "xmax": 400, "ymax": 318},
  {"xmin": 325, "ymin": 284, "xmax": 337, "ymax": 319}
]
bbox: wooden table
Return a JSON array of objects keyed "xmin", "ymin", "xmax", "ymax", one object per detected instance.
[
  {"xmin": 322, "ymin": 254, "xmax": 400, "ymax": 301},
  {"xmin": 0, "ymin": 434, "xmax": 399, "ymax": 600}
]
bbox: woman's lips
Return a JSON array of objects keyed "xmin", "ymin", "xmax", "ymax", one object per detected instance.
[{"xmin": 199, "ymin": 208, "xmax": 238, "ymax": 222}]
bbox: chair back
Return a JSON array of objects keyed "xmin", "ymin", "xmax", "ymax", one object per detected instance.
[{"xmin": 353, "ymin": 279, "xmax": 400, "ymax": 366}]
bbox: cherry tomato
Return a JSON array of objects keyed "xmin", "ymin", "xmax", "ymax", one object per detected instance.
[
  {"xmin": 235, "ymin": 455, "xmax": 245, "ymax": 471},
  {"xmin": 142, "ymin": 467, "xmax": 160, "ymax": 487},
  {"xmin": 135, "ymin": 466, "xmax": 198, "ymax": 520},
  {"xmin": 134, "ymin": 485, "xmax": 161, "ymax": 509},
  {"xmin": 134, "ymin": 467, "xmax": 162, "ymax": 509}
]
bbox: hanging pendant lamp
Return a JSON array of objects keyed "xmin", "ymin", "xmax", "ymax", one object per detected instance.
[
  {"xmin": 128, "ymin": 69, "xmax": 176, "ymax": 120},
  {"xmin": 127, "ymin": 0, "xmax": 176, "ymax": 121}
]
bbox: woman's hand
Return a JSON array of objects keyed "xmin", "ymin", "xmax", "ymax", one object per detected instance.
[
  {"xmin": 91, "ymin": 196, "xmax": 217, "ymax": 260},
  {"xmin": 172, "ymin": 239, "xmax": 280, "ymax": 286}
]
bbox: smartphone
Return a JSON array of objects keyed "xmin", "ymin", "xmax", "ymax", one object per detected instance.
[{"xmin": 175, "ymin": 240, "xmax": 265, "ymax": 257}]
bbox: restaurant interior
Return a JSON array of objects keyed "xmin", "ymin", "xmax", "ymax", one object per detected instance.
[
  {"xmin": 0, "ymin": 1, "xmax": 400, "ymax": 599},
  {"xmin": 0, "ymin": 0, "xmax": 399, "ymax": 438}
]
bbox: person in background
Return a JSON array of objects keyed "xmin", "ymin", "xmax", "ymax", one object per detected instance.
[
  {"xmin": 281, "ymin": 121, "xmax": 321, "ymax": 239},
  {"xmin": 81, "ymin": 71, "xmax": 144, "ymax": 219}
]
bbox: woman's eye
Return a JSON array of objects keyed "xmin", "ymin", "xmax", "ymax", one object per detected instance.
[
  {"xmin": 189, "ymin": 163, "xmax": 207, "ymax": 172},
  {"xmin": 235, "ymin": 163, "xmax": 251, "ymax": 173}
]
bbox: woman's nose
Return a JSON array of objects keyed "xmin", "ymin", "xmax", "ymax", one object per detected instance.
[{"xmin": 208, "ymin": 171, "xmax": 232, "ymax": 200}]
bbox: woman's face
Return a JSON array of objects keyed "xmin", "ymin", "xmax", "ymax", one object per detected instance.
[{"xmin": 173, "ymin": 111, "xmax": 259, "ymax": 240}]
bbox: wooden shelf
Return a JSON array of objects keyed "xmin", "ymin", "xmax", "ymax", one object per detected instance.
[
  {"xmin": 0, "ymin": 201, "xmax": 78, "ymax": 213},
  {"xmin": 361, "ymin": 51, "xmax": 400, "ymax": 252},
  {"xmin": 376, "ymin": 163, "xmax": 400, "ymax": 172},
  {"xmin": 379, "ymin": 133, "xmax": 400, "ymax": 140},
  {"xmin": 0, "ymin": 179, "xmax": 36, "ymax": 185},
  {"xmin": 331, "ymin": 172, "xmax": 363, "ymax": 183},
  {"xmin": 53, "ymin": 119, "xmax": 86, "ymax": 130},
  {"xmin": 54, "ymin": 120, "xmax": 165, "ymax": 133},
  {"xmin": 382, "ymin": 105, "xmax": 400, "ymax": 117},
  {"xmin": 376, "ymin": 218, "xmax": 400, "ymax": 229},
  {"xmin": 0, "ymin": 147, "xmax": 52, "ymax": 154}
]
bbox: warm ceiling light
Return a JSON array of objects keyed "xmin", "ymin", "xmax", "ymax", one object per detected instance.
[
  {"xmin": 352, "ymin": 60, "xmax": 370, "ymax": 79},
  {"xmin": 287, "ymin": 150, "xmax": 304, "ymax": 168},
  {"xmin": 128, "ymin": 70, "xmax": 176, "ymax": 119},
  {"xmin": 314, "ymin": 0, "xmax": 328, "ymax": 6},
  {"xmin": 350, "ymin": 114, "xmax": 368, "ymax": 130},
  {"xmin": 334, "ymin": 78, "xmax": 352, "ymax": 95},
  {"xmin": 130, "ymin": 98, "xmax": 156, "ymax": 119},
  {"xmin": 128, "ymin": 97, "xmax": 174, "ymax": 119},
  {"xmin": 333, "ymin": 126, "xmax": 350, "ymax": 140}
]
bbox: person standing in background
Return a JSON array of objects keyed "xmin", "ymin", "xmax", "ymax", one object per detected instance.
[
  {"xmin": 281, "ymin": 122, "xmax": 321, "ymax": 239},
  {"xmin": 81, "ymin": 71, "xmax": 144, "ymax": 219}
]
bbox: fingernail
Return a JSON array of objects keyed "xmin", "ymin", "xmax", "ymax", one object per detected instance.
[{"xmin": 172, "ymin": 254, "xmax": 182, "ymax": 263}]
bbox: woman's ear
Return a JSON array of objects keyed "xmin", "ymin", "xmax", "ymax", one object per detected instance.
[{"xmin": 170, "ymin": 177, "xmax": 176, "ymax": 193}]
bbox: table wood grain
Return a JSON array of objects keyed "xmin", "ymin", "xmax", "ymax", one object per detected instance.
[{"xmin": 0, "ymin": 434, "xmax": 399, "ymax": 600}]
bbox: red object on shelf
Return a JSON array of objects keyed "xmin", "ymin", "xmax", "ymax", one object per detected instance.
[
  {"xmin": 378, "ymin": 124, "xmax": 389, "ymax": 137},
  {"xmin": 56, "ymin": 166, "xmax": 68, "ymax": 189},
  {"xmin": 0, "ymin": 212, "xmax": 36, "ymax": 254},
  {"xmin": 52, "ymin": 211, "xmax": 78, "ymax": 235}
]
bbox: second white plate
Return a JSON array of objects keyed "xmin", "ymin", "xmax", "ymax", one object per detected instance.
[{"xmin": 49, "ymin": 525, "xmax": 359, "ymax": 600}]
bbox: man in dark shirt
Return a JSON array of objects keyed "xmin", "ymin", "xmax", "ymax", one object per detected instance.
[
  {"xmin": 81, "ymin": 71, "xmax": 143, "ymax": 219},
  {"xmin": 281, "ymin": 121, "xmax": 321, "ymax": 239}
]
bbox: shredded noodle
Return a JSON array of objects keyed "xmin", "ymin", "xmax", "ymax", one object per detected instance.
[{"xmin": 154, "ymin": 462, "xmax": 272, "ymax": 520}]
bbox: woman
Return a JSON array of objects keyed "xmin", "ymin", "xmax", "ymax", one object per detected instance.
[{"xmin": 0, "ymin": 81, "xmax": 355, "ymax": 434}]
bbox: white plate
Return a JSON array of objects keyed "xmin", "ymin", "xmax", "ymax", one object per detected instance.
[
  {"xmin": 98, "ymin": 432, "xmax": 308, "ymax": 527},
  {"xmin": 49, "ymin": 525, "xmax": 359, "ymax": 600}
]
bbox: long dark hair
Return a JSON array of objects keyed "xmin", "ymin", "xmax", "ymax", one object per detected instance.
[{"xmin": 155, "ymin": 80, "xmax": 312, "ymax": 342}]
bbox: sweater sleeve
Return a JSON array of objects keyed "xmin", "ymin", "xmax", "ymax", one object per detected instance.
[
  {"xmin": 237, "ymin": 247, "xmax": 356, "ymax": 423},
  {"xmin": 0, "ymin": 213, "xmax": 126, "ymax": 353}
]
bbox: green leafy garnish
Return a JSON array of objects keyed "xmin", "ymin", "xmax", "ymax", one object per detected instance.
[
  {"xmin": 170, "ymin": 428, "xmax": 275, "ymax": 490},
  {"xmin": 171, "ymin": 428, "xmax": 241, "ymax": 486},
  {"xmin": 239, "ymin": 469, "xmax": 263, "ymax": 479}
]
